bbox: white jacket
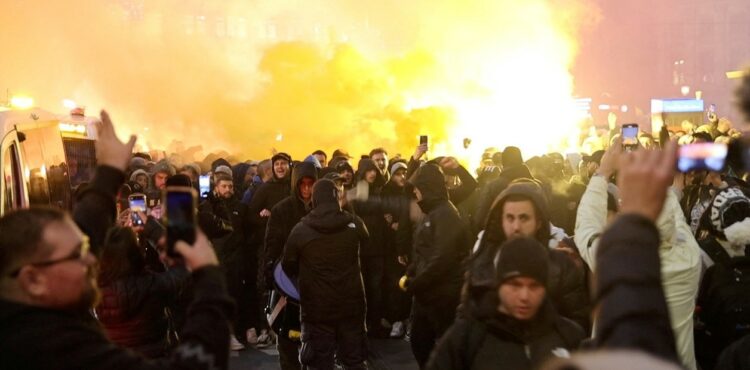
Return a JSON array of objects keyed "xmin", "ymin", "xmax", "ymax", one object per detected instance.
[{"xmin": 575, "ymin": 176, "xmax": 702, "ymax": 370}]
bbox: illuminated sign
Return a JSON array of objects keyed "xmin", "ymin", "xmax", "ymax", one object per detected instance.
[
  {"xmin": 651, "ymin": 99, "xmax": 704, "ymax": 113},
  {"xmin": 58, "ymin": 122, "xmax": 87, "ymax": 135}
]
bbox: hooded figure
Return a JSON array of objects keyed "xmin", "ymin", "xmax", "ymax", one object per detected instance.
[
  {"xmin": 467, "ymin": 180, "xmax": 590, "ymax": 330},
  {"xmin": 351, "ymin": 158, "xmax": 389, "ymax": 335},
  {"xmin": 247, "ymin": 153, "xmax": 293, "ymax": 264},
  {"xmin": 282, "ymin": 179, "xmax": 369, "ymax": 369},
  {"xmin": 474, "ymin": 148, "xmax": 534, "ymax": 231},
  {"xmin": 231, "ymin": 163, "xmax": 252, "ymax": 200},
  {"xmin": 403, "ymin": 163, "xmax": 471, "ymax": 368},
  {"xmin": 262, "ymin": 161, "xmax": 317, "ymax": 370},
  {"xmin": 427, "ymin": 238, "xmax": 584, "ymax": 370}
]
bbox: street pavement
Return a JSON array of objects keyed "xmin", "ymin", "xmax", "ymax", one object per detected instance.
[{"xmin": 229, "ymin": 337, "xmax": 419, "ymax": 370}]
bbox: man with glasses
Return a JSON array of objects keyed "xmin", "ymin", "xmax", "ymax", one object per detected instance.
[{"xmin": 0, "ymin": 111, "xmax": 234, "ymax": 370}]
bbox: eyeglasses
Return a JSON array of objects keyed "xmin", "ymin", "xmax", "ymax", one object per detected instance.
[{"xmin": 8, "ymin": 235, "xmax": 90, "ymax": 278}]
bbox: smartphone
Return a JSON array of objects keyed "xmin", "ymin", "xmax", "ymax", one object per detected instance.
[
  {"xmin": 677, "ymin": 142, "xmax": 728, "ymax": 173},
  {"xmin": 621, "ymin": 124, "xmax": 639, "ymax": 151},
  {"xmin": 128, "ymin": 193, "xmax": 147, "ymax": 226},
  {"xmin": 419, "ymin": 135, "xmax": 428, "ymax": 146},
  {"xmin": 199, "ymin": 175, "xmax": 210, "ymax": 199},
  {"xmin": 163, "ymin": 186, "xmax": 197, "ymax": 257}
]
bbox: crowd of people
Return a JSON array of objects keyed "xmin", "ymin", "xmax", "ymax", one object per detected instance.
[{"xmin": 1, "ymin": 74, "xmax": 750, "ymax": 370}]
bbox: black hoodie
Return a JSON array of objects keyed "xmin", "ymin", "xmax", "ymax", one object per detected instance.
[
  {"xmin": 466, "ymin": 181, "xmax": 591, "ymax": 330},
  {"xmin": 282, "ymin": 179, "xmax": 369, "ymax": 323},
  {"xmin": 406, "ymin": 164, "xmax": 472, "ymax": 304},
  {"xmin": 475, "ymin": 164, "xmax": 534, "ymax": 231},
  {"xmin": 262, "ymin": 162, "xmax": 318, "ymax": 289},
  {"xmin": 352, "ymin": 158, "xmax": 388, "ymax": 257}
]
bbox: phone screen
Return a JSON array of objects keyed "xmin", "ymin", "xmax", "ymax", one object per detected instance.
[
  {"xmin": 622, "ymin": 125, "xmax": 639, "ymax": 147},
  {"xmin": 128, "ymin": 194, "xmax": 147, "ymax": 226},
  {"xmin": 165, "ymin": 189, "xmax": 196, "ymax": 256},
  {"xmin": 199, "ymin": 175, "xmax": 210, "ymax": 199},
  {"xmin": 677, "ymin": 143, "xmax": 728, "ymax": 173}
]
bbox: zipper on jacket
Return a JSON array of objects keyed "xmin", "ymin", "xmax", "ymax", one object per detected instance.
[{"xmin": 524, "ymin": 345, "xmax": 531, "ymax": 359}]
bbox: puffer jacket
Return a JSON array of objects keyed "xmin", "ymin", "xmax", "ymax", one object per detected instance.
[
  {"xmin": 95, "ymin": 267, "xmax": 189, "ymax": 358},
  {"xmin": 575, "ymin": 177, "xmax": 701, "ymax": 369},
  {"xmin": 467, "ymin": 181, "xmax": 590, "ymax": 330},
  {"xmin": 427, "ymin": 295, "xmax": 584, "ymax": 370},
  {"xmin": 282, "ymin": 179, "xmax": 369, "ymax": 323},
  {"xmin": 406, "ymin": 164, "xmax": 472, "ymax": 304}
]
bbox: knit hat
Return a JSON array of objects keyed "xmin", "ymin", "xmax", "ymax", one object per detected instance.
[
  {"xmin": 129, "ymin": 169, "xmax": 149, "ymax": 183},
  {"xmin": 271, "ymin": 152, "xmax": 292, "ymax": 165},
  {"xmin": 495, "ymin": 237, "xmax": 549, "ymax": 287},
  {"xmin": 710, "ymin": 187, "xmax": 750, "ymax": 245},
  {"xmin": 214, "ymin": 165, "xmax": 233, "ymax": 177},
  {"xmin": 332, "ymin": 149, "xmax": 352, "ymax": 159},
  {"xmin": 389, "ymin": 161, "xmax": 408, "ymax": 178}
]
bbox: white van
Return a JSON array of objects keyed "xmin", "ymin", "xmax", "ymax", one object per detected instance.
[{"xmin": 0, "ymin": 107, "xmax": 98, "ymax": 215}]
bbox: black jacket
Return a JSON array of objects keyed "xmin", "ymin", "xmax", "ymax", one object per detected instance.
[
  {"xmin": 427, "ymin": 297, "xmax": 584, "ymax": 370},
  {"xmin": 593, "ymin": 214, "xmax": 680, "ymax": 364},
  {"xmin": 474, "ymin": 164, "xmax": 533, "ymax": 230},
  {"xmin": 96, "ymin": 267, "xmax": 190, "ymax": 358},
  {"xmin": 407, "ymin": 164, "xmax": 471, "ymax": 304},
  {"xmin": 73, "ymin": 166, "xmax": 126, "ymax": 256},
  {"xmin": 353, "ymin": 158, "xmax": 388, "ymax": 257},
  {"xmin": 247, "ymin": 170, "xmax": 291, "ymax": 248},
  {"xmin": 467, "ymin": 182, "xmax": 591, "ymax": 330},
  {"xmin": 262, "ymin": 162, "xmax": 317, "ymax": 288},
  {"xmin": 282, "ymin": 192, "xmax": 369, "ymax": 323},
  {"xmin": 198, "ymin": 193, "xmax": 249, "ymax": 267}
]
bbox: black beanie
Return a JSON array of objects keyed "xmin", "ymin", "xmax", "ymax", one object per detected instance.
[
  {"xmin": 272, "ymin": 152, "xmax": 292, "ymax": 166},
  {"xmin": 495, "ymin": 237, "xmax": 549, "ymax": 287}
]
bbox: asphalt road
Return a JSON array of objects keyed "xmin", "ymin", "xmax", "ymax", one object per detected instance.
[{"xmin": 229, "ymin": 337, "xmax": 419, "ymax": 370}]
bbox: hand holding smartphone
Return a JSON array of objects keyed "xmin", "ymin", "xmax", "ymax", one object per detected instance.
[
  {"xmin": 128, "ymin": 193, "xmax": 147, "ymax": 226},
  {"xmin": 621, "ymin": 123, "xmax": 639, "ymax": 151},
  {"xmin": 163, "ymin": 186, "xmax": 198, "ymax": 257}
]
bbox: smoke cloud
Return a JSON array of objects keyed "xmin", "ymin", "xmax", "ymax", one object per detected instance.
[{"xmin": 0, "ymin": 0, "xmax": 599, "ymax": 165}]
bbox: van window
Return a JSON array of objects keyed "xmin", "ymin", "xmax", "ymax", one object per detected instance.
[
  {"xmin": 3, "ymin": 143, "xmax": 22, "ymax": 213},
  {"xmin": 21, "ymin": 124, "xmax": 71, "ymax": 209}
]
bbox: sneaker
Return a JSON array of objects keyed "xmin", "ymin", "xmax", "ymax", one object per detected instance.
[
  {"xmin": 255, "ymin": 329, "xmax": 275, "ymax": 348},
  {"xmin": 390, "ymin": 321, "xmax": 405, "ymax": 338},
  {"xmin": 230, "ymin": 335, "xmax": 245, "ymax": 351},
  {"xmin": 246, "ymin": 328, "xmax": 259, "ymax": 346}
]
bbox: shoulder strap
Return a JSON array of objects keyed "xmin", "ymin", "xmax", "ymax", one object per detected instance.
[{"xmin": 700, "ymin": 238, "xmax": 732, "ymax": 266}]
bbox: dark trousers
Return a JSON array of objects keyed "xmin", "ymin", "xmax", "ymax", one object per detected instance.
[
  {"xmin": 410, "ymin": 296, "xmax": 459, "ymax": 369},
  {"xmin": 361, "ymin": 256, "xmax": 385, "ymax": 328},
  {"xmin": 383, "ymin": 253, "xmax": 411, "ymax": 323},
  {"xmin": 300, "ymin": 319, "xmax": 368, "ymax": 370},
  {"xmin": 279, "ymin": 333, "xmax": 302, "ymax": 370}
]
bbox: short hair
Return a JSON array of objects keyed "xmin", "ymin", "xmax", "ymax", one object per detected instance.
[
  {"xmin": 737, "ymin": 69, "xmax": 750, "ymax": 122},
  {"xmin": 0, "ymin": 207, "xmax": 66, "ymax": 277},
  {"xmin": 215, "ymin": 173, "xmax": 233, "ymax": 184},
  {"xmin": 369, "ymin": 148, "xmax": 388, "ymax": 158},
  {"xmin": 312, "ymin": 150, "xmax": 327, "ymax": 158}
]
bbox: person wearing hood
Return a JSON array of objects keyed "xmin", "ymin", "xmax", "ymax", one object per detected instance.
[
  {"xmin": 130, "ymin": 169, "xmax": 149, "ymax": 192},
  {"xmin": 248, "ymin": 153, "xmax": 292, "ymax": 223},
  {"xmin": 370, "ymin": 147, "xmax": 390, "ymax": 183},
  {"xmin": 231, "ymin": 163, "xmax": 253, "ymax": 201},
  {"xmin": 242, "ymin": 159, "xmax": 272, "ymax": 205},
  {"xmin": 400, "ymin": 163, "xmax": 471, "ymax": 368},
  {"xmin": 263, "ymin": 160, "xmax": 317, "ymax": 370},
  {"xmin": 353, "ymin": 158, "xmax": 390, "ymax": 337},
  {"xmin": 694, "ymin": 186, "xmax": 750, "ymax": 370},
  {"xmin": 282, "ymin": 179, "xmax": 370, "ymax": 370},
  {"xmin": 575, "ymin": 139, "xmax": 701, "ymax": 369},
  {"xmin": 475, "ymin": 146, "xmax": 534, "ymax": 231},
  {"xmin": 146, "ymin": 160, "xmax": 175, "ymax": 207},
  {"xmin": 336, "ymin": 161, "xmax": 356, "ymax": 190},
  {"xmin": 467, "ymin": 180, "xmax": 590, "ymax": 331},
  {"xmin": 427, "ymin": 237, "xmax": 585, "ymax": 370},
  {"xmin": 382, "ymin": 160, "xmax": 413, "ymax": 338}
]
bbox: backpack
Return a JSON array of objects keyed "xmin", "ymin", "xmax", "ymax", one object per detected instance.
[{"xmin": 697, "ymin": 238, "xmax": 750, "ymax": 348}]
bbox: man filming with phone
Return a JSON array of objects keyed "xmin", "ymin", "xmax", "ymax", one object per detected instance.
[{"xmin": 0, "ymin": 111, "xmax": 234, "ymax": 370}]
